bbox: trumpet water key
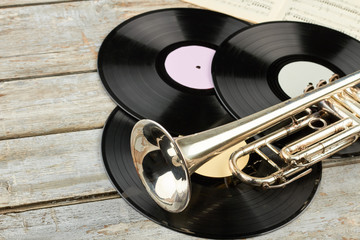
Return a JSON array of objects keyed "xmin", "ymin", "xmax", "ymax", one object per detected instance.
[{"xmin": 130, "ymin": 71, "xmax": 360, "ymax": 213}]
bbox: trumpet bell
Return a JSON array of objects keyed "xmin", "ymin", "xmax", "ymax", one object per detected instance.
[{"xmin": 131, "ymin": 119, "xmax": 191, "ymax": 213}]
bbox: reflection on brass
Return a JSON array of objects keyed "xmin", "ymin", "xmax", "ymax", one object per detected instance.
[
  {"xmin": 131, "ymin": 71, "xmax": 360, "ymax": 213},
  {"xmin": 195, "ymin": 142, "xmax": 249, "ymax": 178}
]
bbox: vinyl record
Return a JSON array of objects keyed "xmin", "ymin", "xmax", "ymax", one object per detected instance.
[
  {"xmin": 102, "ymin": 107, "xmax": 322, "ymax": 239},
  {"xmin": 212, "ymin": 21, "xmax": 360, "ymax": 156},
  {"xmin": 97, "ymin": 8, "xmax": 250, "ymax": 135}
]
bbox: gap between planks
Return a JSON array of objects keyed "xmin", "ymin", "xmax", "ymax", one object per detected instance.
[
  {"xmin": 0, "ymin": 191, "xmax": 119, "ymax": 215},
  {"xmin": 0, "ymin": 125, "xmax": 102, "ymax": 142},
  {"xmin": 0, "ymin": 69, "xmax": 96, "ymax": 83},
  {"xmin": 0, "ymin": 0, "xmax": 90, "ymax": 9}
]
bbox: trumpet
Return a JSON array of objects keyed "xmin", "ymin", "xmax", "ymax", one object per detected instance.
[{"xmin": 130, "ymin": 71, "xmax": 360, "ymax": 213}]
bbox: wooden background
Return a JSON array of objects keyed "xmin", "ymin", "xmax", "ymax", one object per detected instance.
[{"xmin": 0, "ymin": 0, "xmax": 359, "ymax": 239}]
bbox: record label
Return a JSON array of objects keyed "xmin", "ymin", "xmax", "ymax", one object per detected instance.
[
  {"xmin": 164, "ymin": 45, "xmax": 215, "ymax": 90},
  {"xmin": 278, "ymin": 61, "xmax": 335, "ymax": 98}
]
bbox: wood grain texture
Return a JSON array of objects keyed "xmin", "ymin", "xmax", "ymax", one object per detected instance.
[
  {"xmin": 0, "ymin": 72, "xmax": 115, "ymax": 140},
  {"xmin": 0, "ymin": 129, "xmax": 115, "ymax": 209},
  {"xmin": 0, "ymin": 163, "xmax": 358, "ymax": 239},
  {"xmin": 1, "ymin": 1, "xmax": 359, "ymax": 239},
  {"xmin": 0, "ymin": 0, "xmax": 192, "ymax": 81}
]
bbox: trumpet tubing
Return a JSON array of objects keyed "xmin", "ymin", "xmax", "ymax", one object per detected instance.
[{"xmin": 131, "ymin": 71, "xmax": 360, "ymax": 213}]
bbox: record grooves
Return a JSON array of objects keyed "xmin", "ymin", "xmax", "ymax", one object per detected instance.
[
  {"xmin": 102, "ymin": 107, "xmax": 322, "ymax": 239},
  {"xmin": 212, "ymin": 21, "xmax": 360, "ymax": 156},
  {"xmin": 98, "ymin": 8, "xmax": 250, "ymax": 135}
]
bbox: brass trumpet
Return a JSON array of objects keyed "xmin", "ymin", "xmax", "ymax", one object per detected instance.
[{"xmin": 130, "ymin": 71, "xmax": 360, "ymax": 213}]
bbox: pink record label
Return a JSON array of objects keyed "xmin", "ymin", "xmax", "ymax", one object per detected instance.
[{"xmin": 164, "ymin": 45, "xmax": 216, "ymax": 90}]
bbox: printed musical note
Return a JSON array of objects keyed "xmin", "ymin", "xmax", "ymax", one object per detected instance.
[{"xmin": 183, "ymin": 0, "xmax": 360, "ymax": 40}]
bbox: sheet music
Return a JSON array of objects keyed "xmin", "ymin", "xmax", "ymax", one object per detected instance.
[
  {"xmin": 183, "ymin": 0, "xmax": 360, "ymax": 40},
  {"xmin": 280, "ymin": 0, "xmax": 360, "ymax": 40},
  {"xmin": 182, "ymin": 0, "xmax": 287, "ymax": 22}
]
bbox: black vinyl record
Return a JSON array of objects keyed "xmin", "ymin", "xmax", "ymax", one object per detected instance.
[
  {"xmin": 212, "ymin": 21, "xmax": 360, "ymax": 156},
  {"xmin": 102, "ymin": 107, "xmax": 322, "ymax": 239},
  {"xmin": 98, "ymin": 8, "xmax": 250, "ymax": 136}
]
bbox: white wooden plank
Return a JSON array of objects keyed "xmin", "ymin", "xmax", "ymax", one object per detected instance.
[
  {"xmin": 0, "ymin": 199, "xmax": 191, "ymax": 240},
  {"xmin": 0, "ymin": 0, "xmax": 193, "ymax": 80},
  {"xmin": 0, "ymin": 163, "xmax": 358, "ymax": 239},
  {"xmin": 258, "ymin": 163, "xmax": 360, "ymax": 239},
  {"xmin": 0, "ymin": 129, "xmax": 115, "ymax": 209},
  {"xmin": 0, "ymin": 72, "xmax": 115, "ymax": 140}
]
